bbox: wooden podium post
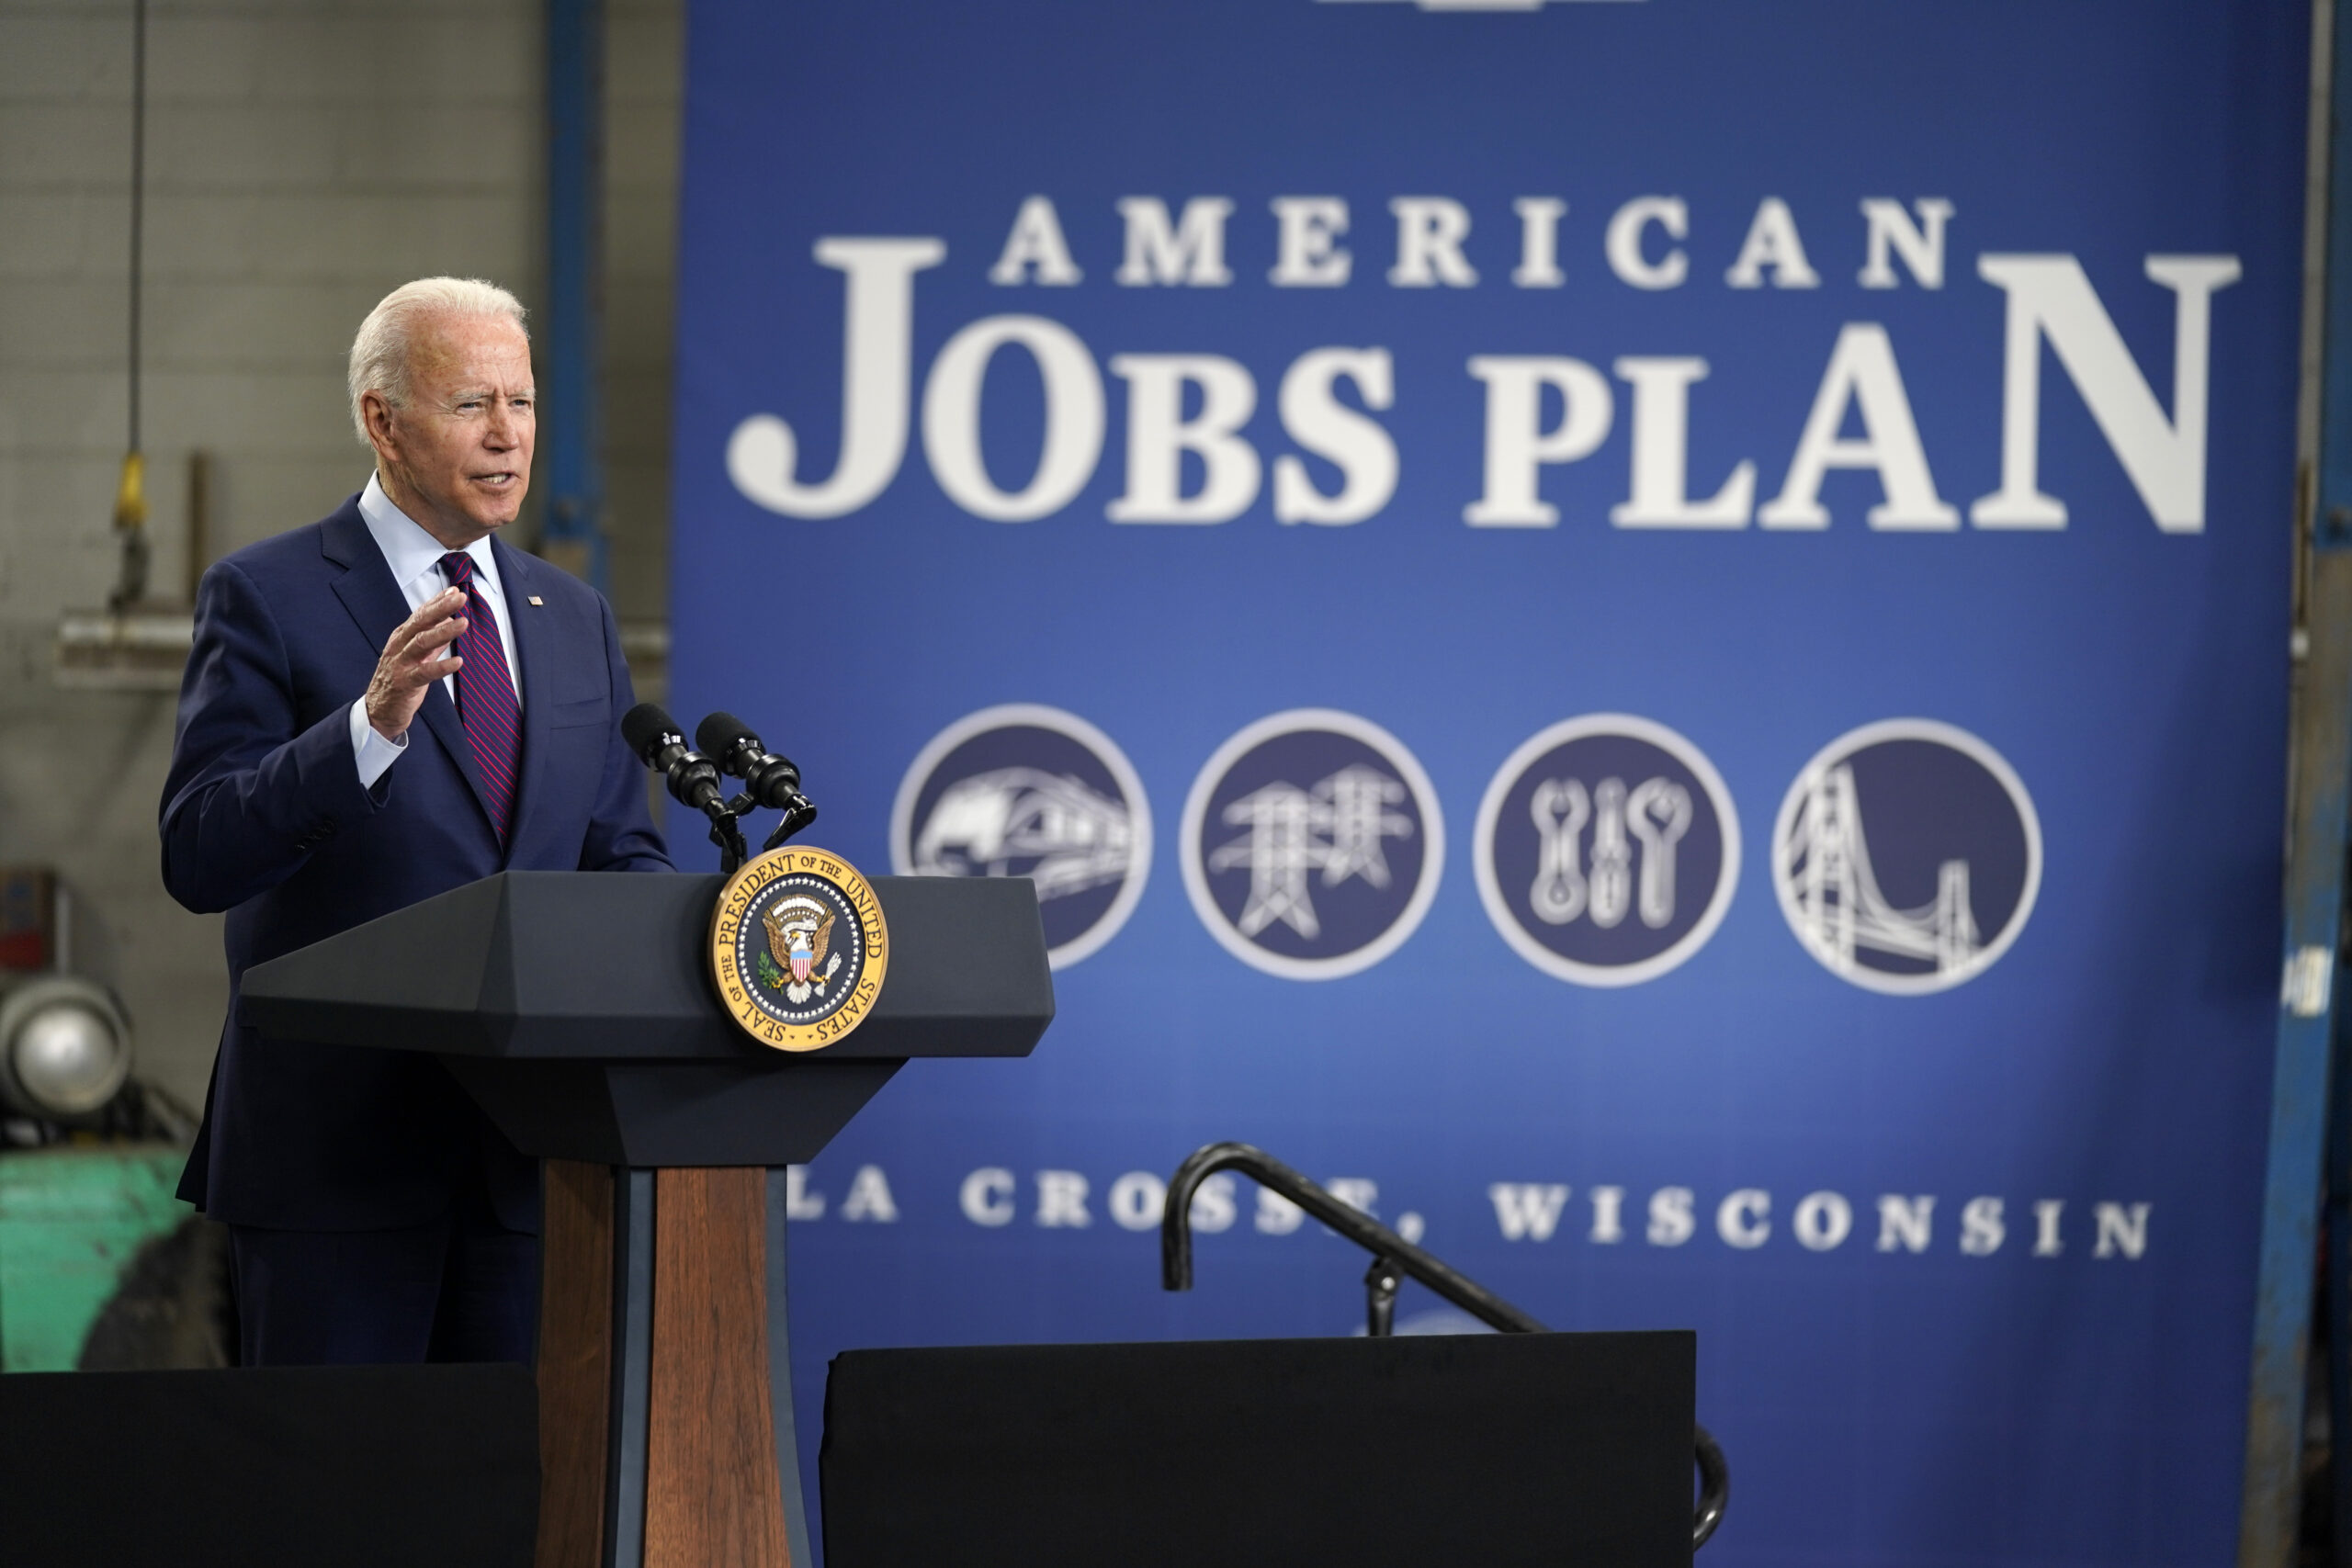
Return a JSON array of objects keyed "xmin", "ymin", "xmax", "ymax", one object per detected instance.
[
  {"xmin": 643, "ymin": 1167, "xmax": 792, "ymax": 1567},
  {"xmin": 539, "ymin": 1162, "xmax": 813, "ymax": 1567},
  {"xmin": 536, "ymin": 1158, "xmax": 619, "ymax": 1568}
]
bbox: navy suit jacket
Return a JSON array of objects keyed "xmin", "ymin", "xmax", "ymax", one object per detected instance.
[{"xmin": 162, "ymin": 496, "xmax": 672, "ymax": 1232}]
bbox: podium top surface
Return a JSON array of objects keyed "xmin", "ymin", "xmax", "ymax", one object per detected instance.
[{"xmin": 240, "ymin": 871, "xmax": 1053, "ymax": 1062}]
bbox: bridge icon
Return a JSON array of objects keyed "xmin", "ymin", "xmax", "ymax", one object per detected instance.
[
  {"xmin": 1780, "ymin": 761, "xmax": 1980, "ymax": 977},
  {"xmin": 1771, "ymin": 720, "xmax": 2041, "ymax": 996}
]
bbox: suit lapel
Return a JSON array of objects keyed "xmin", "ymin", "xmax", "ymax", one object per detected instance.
[
  {"xmin": 493, "ymin": 538, "xmax": 552, "ymax": 860},
  {"xmin": 321, "ymin": 502, "xmax": 498, "ymax": 836}
]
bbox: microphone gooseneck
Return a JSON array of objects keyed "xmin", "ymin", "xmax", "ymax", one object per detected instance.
[
  {"xmin": 695, "ymin": 711, "xmax": 803, "ymax": 807},
  {"xmin": 622, "ymin": 702, "xmax": 725, "ymax": 815},
  {"xmin": 695, "ymin": 710, "xmax": 820, "ymax": 847}
]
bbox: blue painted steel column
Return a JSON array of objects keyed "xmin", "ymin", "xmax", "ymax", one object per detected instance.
[
  {"xmin": 2240, "ymin": 6, "xmax": 2352, "ymax": 1564},
  {"xmin": 543, "ymin": 0, "xmax": 607, "ymax": 593}
]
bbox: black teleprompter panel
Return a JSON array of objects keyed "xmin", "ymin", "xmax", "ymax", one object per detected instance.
[
  {"xmin": 0, "ymin": 1365, "xmax": 537, "ymax": 1568},
  {"xmin": 821, "ymin": 1330, "xmax": 1693, "ymax": 1568}
]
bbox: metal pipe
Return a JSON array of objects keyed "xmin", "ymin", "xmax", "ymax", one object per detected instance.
[
  {"xmin": 1694, "ymin": 1423, "xmax": 1729, "ymax": 1548},
  {"xmin": 1363, "ymin": 1255, "xmax": 1398, "ymax": 1338},
  {"xmin": 1161, "ymin": 1141, "xmax": 1544, "ymax": 1332},
  {"xmin": 2239, "ymin": 5, "xmax": 2352, "ymax": 1565}
]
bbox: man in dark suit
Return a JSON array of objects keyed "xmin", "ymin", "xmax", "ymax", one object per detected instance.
[{"xmin": 161, "ymin": 277, "xmax": 672, "ymax": 1367}]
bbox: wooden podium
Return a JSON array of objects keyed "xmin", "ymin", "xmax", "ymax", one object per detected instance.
[{"xmin": 240, "ymin": 869, "xmax": 1054, "ymax": 1568}]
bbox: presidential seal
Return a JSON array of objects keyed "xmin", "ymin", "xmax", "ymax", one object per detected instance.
[{"xmin": 708, "ymin": 847, "xmax": 888, "ymax": 1051}]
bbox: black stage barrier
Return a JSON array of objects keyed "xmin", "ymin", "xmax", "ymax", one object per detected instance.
[
  {"xmin": 822, "ymin": 1329, "xmax": 1693, "ymax": 1568},
  {"xmin": 0, "ymin": 1365, "xmax": 537, "ymax": 1567}
]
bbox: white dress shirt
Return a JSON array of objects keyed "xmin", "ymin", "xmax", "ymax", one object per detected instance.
[{"xmin": 347, "ymin": 472, "xmax": 524, "ymax": 789}]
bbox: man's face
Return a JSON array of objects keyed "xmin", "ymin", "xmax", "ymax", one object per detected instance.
[{"xmin": 366, "ymin": 313, "xmax": 536, "ymax": 547}]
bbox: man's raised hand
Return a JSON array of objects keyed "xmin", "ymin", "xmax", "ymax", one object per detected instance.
[{"xmin": 365, "ymin": 588, "xmax": 467, "ymax": 742}]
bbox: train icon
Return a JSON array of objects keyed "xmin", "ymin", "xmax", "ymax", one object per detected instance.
[{"xmin": 893, "ymin": 705, "xmax": 1153, "ymax": 969}]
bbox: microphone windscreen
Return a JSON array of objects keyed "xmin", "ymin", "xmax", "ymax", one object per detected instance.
[
  {"xmin": 622, "ymin": 702, "xmax": 679, "ymax": 761},
  {"xmin": 696, "ymin": 710, "xmax": 756, "ymax": 759}
]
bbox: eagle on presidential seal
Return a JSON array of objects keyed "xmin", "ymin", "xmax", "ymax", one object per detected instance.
[{"xmin": 760, "ymin": 894, "xmax": 843, "ymax": 1005}]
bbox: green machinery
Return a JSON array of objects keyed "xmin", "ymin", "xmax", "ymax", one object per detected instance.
[
  {"xmin": 0, "ymin": 1145, "xmax": 198, "ymax": 1371},
  {"xmin": 0, "ymin": 867, "xmax": 221, "ymax": 1371}
]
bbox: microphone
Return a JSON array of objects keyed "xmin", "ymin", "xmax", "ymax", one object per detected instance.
[
  {"xmin": 622, "ymin": 703, "xmax": 724, "ymax": 815},
  {"xmin": 695, "ymin": 711, "xmax": 819, "ymax": 840}
]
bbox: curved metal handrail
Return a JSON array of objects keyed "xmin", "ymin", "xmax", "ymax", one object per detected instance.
[
  {"xmin": 1162, "ymin": 1141, "xmax": 1729, "ymax": 1551},
  {"xmin": 1693, "ymin": 1422, "xmax": 1729, "ymax": 1548}
]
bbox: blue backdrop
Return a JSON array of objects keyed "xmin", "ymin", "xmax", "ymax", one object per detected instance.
[{"xmin": 669, "ymin": 3, "xmax": 2307, "ymax": 1562}]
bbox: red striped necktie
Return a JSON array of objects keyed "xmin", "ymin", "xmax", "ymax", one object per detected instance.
[{"xmin": 439, "ymin": 551, "xmax": 520, "ymax": 841}]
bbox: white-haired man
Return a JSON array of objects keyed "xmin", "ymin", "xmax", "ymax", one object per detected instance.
[{"xmin": 160, "ymin": 277, "xmax": 672, "ymax": 1366}]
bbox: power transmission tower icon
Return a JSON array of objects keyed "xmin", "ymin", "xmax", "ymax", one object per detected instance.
[{"xmin": 1182, "ymin": 709, "xmax": 1445, "ymax": 981}]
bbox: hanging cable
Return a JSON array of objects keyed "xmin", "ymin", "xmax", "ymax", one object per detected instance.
[{"xmin": 108, "ymin": 0, "xmax": 150, "ymax": 613}]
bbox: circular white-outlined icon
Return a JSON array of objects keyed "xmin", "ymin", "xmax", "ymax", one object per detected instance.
[
  {"xmin": 891, "ymin": 704, "xmax": 1151, "ymax": 969},
  {"xmin": 1181, "ymin": 709, "xmax": 1444, "ymax": 981},
  {"xmin": 1474, "ymin": 715, "xmax": 1742, "ymax": 987},
  {"xmin": 1772, "ymin": 719, "xmax": 2041, "ymax": 995}
]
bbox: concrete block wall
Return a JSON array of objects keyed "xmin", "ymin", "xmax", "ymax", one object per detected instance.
[{"xmin": 0, "ymin": 0, "xmax": 681, "ymax": 1109}]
